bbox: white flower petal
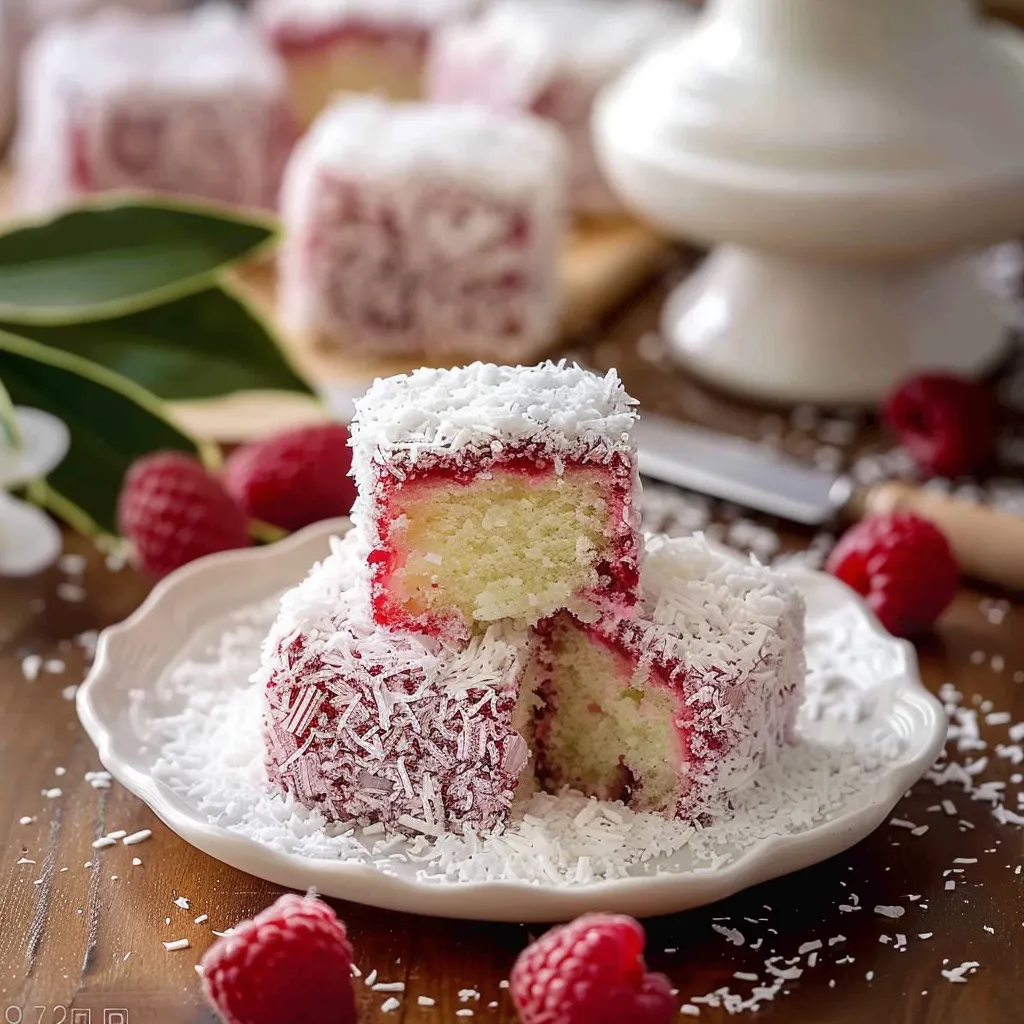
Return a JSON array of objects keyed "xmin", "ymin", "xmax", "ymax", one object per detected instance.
[
  {"xmin": 0, "ymin": 407, "xmax": 70, "ymax": 487},
  {"xmin": 0, "ymin": 492, "xmax": 63, "ymax": 576}
]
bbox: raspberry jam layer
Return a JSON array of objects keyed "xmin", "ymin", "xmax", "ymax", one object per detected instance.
[{"xmin": 366, "ymin": 448, "xmax": 640, "ymax": 640}]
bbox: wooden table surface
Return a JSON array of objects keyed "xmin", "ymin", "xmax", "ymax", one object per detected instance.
[{"xmin": 2, "ymin": 274, "xmax": 1024, "ymax": 1024}]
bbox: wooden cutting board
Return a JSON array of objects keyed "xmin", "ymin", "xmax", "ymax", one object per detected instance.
[{"xmin": 0, "ymin": 170, "xmax": 670, "ymax": 442}]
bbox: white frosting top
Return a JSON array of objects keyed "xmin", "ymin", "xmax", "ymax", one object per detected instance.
[
  {"xmin": 282, "ymin": 95, "xmax": 565, "ymax": 203},
  {"xmin": 23, "ymin": 4, "xmax": 285, "ymax": 98},
  {"xmin": 350, "ymin": 360, "xmax": 638, "ymax": 472},
  {"xmin": 431, "ymin": 0, "xmax": 690, "ymax": 97},
  {"xmin": 255, "ymin": 0, "xmax": 485, "ymax": 36}
]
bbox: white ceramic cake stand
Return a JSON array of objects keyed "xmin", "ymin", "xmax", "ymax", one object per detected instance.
[{"xmin": 594, "ymin": 0, "xmax": 1024, "ymax": 404}]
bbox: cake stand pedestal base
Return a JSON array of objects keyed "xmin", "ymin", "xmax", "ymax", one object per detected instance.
[{"xmin": 662, "ymin": 246, "xmax": 1010, "ymax": 405}]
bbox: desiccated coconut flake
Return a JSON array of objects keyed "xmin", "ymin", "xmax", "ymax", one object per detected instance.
[
  {"xmin": 163, "ymin": 939, "xmax": 190, "ymax": 951},
  {"xmin": 942, "ymin": 962, "xmax": 979, "ymax": 983},
  {"xmin": 174, "ymin": 896, "xmax": 190, "ymax": 909},
  {"xmin": 123, "ymin": 830, "xmax": 152, "ymax": 846},
  {"xmin": 91, "ymin": 837, "xmax": 117, "ymax": 850},
  {"xmin": 374, "ymin": 982, "xmax": 405, "ymax": 993},
  {"xmin": 381, "ymin": 998, "xmax": 401, "ymax": 1013},
  {"xmin": 417, "ymin": 996, "xmax": 436, "ymax": 1006},
  {"xmin": 195, "ymin": 914, "xmax": 208, "ymax": 924},
  {"xmin": 874, "ymin": 906, "xmax": 905, "ymax": 919}
]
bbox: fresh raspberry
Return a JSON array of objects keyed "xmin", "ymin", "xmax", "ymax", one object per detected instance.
[
  {"xmin": 510, "ymin": 913, "xmax": 675, "ymax": 1024},
  {"xmin": 883, "ymin": 373, "xmax": 997, "ymax": 478},
  {"xmin": 826, "ymin": 512, "xmax": 958, "ymax": 637},
  {"xmin": 200, "ymin": 893, "xmax": 357, "ymax": 1024},
  {"xmin": 224, "ymin": 424, "xmax": 356, "ymax": 532},
  {"xmin": 117, "ymin": 452, "xmax": 250, "ymax": 577}
]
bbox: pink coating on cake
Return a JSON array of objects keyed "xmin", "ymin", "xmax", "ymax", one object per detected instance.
[
  {"xmin": 426, "ymin": 0, "xmax": 690, "ymax": 215},
  {"xmin": 260, "ymin": 531, "xmax": 532, "ymax": 836},
  {"xmin": 13, "ymin": 5, "xmax": 296, "ymax": 215},
  {"xmin": 278, "ymin": 97, "xmax": 567, "ymax": 360},
  {"xmin": 534, "ymin": 534, "xmax": 806, "ymax": 819},
  {"xmin": 366, "ymin": 448, "xmax": 641, "ymax": 639},
  {"xmin": 348, "ymin": 361, "xmax": 642, "ymax": 638}
]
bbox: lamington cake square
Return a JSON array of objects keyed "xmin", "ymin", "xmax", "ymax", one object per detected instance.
[
  {"xmin": 349, "ymin": 361, "xmax": 642, "ymax": 642},
  {"xmin": 260, "ymin": 529, "xmax": 533, "ymax": 836},
  {"xmin": 279, "ymin": 96, "xmax": 567, "ymax": 361},
  {"xmin": 532, "ymin": 535, "xmax": 805, "ymax": 818},
  {"xmin": 426, "ymin": 0, "xmax": 690, "ymax": 216},
  {"xmin": 254, "ymin": 0, "xmax": 488, "ymax": 127},
  {"xmin": 13, "ymin": 5, "xmax": 296, "ymax": 215}
]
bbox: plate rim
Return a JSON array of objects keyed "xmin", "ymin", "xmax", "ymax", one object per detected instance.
[{"xmin": 76, "ymin": 518, "xmax": 948, "ymax": 921}]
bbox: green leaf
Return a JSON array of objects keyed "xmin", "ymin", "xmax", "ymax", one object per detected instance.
[
  {"xmin": 4, "ymin": 284, "xmax": 315, "ymax": 401},
  {"xmin": 0, "ymin": 376, "xmax": 19, "ymax": 446},
  {"xmin": 0, "ymin": 197, "xmax": 278, "ymax": 326},
  {"xmin": 0, "ymin": 328, "xmax": 210, "ymax": 536}
]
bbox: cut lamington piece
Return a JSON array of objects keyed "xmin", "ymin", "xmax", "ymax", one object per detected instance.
[
  {"xmin": 427, "ymin": 0, "xmax": 690, "ymax": 216},
  {"xmin": 260, "ymin": 529, "xmax": 534, "ymax": 836},
  {"xmin": 349, "ymin": 361, "xmax": 642, "ymax": 642},
  {"xmin": 532, "ymin": 534, "xmax": 805, "ymax": 819},
  {"xmin": 279, "ymin": 97, "xmax": 567, "ymax": 361},
  {"xmin": 13, "ymin": 5, "xmax": 296, "ymax": 215},
  {"xmin": 254, "ymin": 0, "xmax": 487, "ymax": 128}
]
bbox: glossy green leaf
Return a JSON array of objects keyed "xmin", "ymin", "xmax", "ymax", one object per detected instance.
[
  {"xmin": 0, "ymin": 329, "xmax": 208, "ymax": 536},
  {"xmin": 0, "ymin": 198, "xmax": 278, "ymax": 326},
  {"xmin": 5, "ymin": 284, "xmax": 315, "ymax": 401}
]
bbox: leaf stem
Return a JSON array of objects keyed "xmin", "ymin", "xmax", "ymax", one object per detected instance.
[{"xmin": 249, "ymin": 518, "xmax": 289, "ymax": 545}]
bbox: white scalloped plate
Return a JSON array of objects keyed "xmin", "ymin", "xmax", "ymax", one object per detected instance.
[{"xmin": 78, "ymin": 519, "xmax": 946, "ymax": 922}]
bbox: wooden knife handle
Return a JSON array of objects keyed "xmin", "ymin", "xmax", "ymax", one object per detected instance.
[{"xmin": 857, "ymin": 481, "xmax": 1024, "ymax": 592}]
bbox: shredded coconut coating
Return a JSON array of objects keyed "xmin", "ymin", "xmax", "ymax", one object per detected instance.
[
  {"xmin": 617, "ymin": 535, "xmax": 805, "ymax": 814},
  {"xmin": 426, "ymin": 0, "xmax": 690, "ymax": 212},
  {"xmin": 350, "ymin": 360, "xmax": 637, "ymax": 482},
  {"xmin": 432, "ymin": 0, "xmax": 687, "ymax": 86},
  {"xmin": 13, "ymin": 4, "xmax": 292, "ymax": 213},
  {"xmin": 260, "ymin": 531, "xmax": 532, "ymax": 836},
  {"xmin": 282, "ymin": 94, "xmax": 566, "ymax": 202},
  {"xmin": 278, "ymin": 99, "xmax": 567, "ymax": 359},
  {"xmin": 348, "ymin": 362, "xmax": 642, "ymax": 632},
  {"xmin": 256, "ymin": 0, "xmax": 485, "ymax": 37}
]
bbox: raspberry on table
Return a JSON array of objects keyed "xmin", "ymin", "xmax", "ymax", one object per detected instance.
[
  {"xmin": 826, "ymin": 512, "xmax": 959, "ymax": 637},
  {"xmin": 117, "ymin": 452, "xmax": 250, "ymax": 577},
  {"xmin": 882, "ymin": 372, "xmax": 997, "ymax": 479},
  {"xmin": 200, "ymin": 893, "xmax": 357, "ymax": 1024},
  {"xmin": 224, "ymin": 423, "xmax": 356, "ymax": 533},
  {"xmin": 510, "ymin": 913, "xmax": 675, "ymax": 1024}
]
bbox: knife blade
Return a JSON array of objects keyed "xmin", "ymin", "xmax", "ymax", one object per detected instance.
[
  {"xmin": 633, "ymin": 410, "xmax": 1024, "ymax": 592},
  {"xmin": 632, "ymin": 412, "xmax": 853, "ymax": 526}
]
